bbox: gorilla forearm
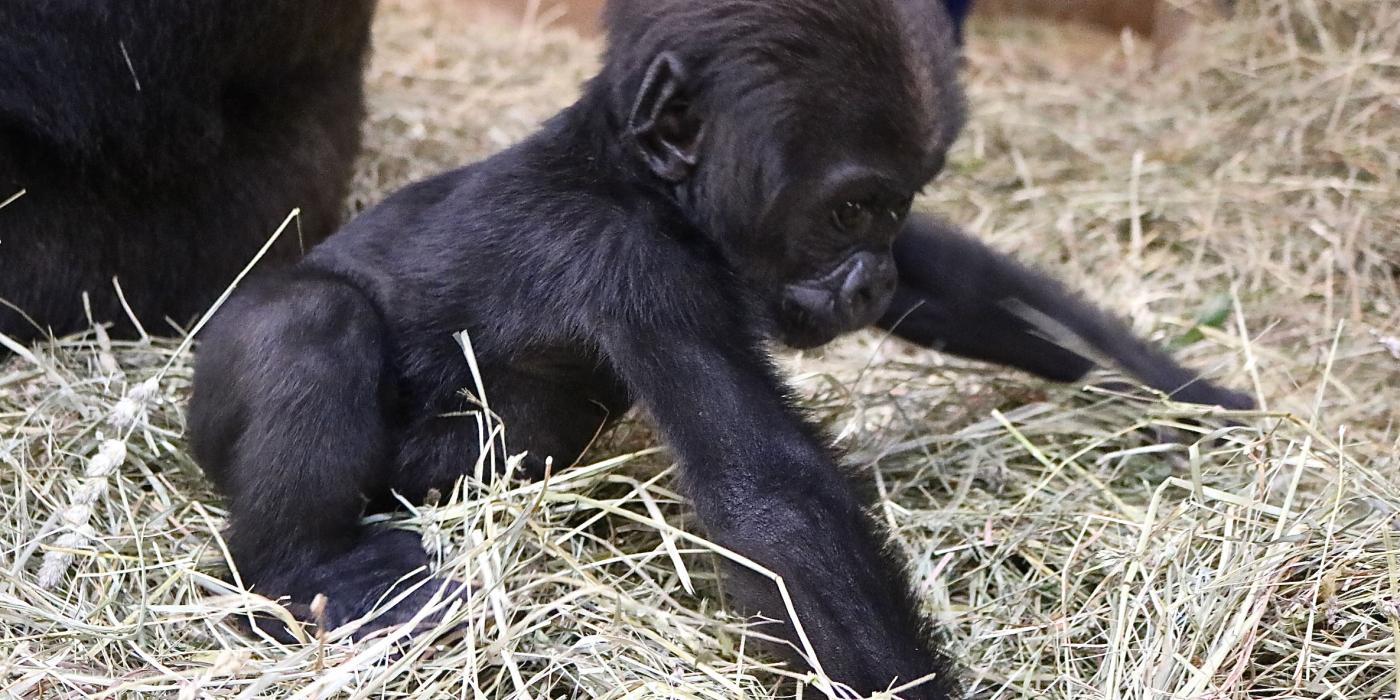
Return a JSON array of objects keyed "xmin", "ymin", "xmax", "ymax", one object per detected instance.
[{"xmin": 600, "ymin": 326, "xmax": 957, "ymax": 694}]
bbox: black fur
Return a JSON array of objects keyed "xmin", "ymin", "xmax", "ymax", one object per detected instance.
[
  {"xmin": 0, "ymin": 1, "xmax": 375, "ymax": 342},
  {"xmin": 190, "ymin": 0, "xmax": 1250, "ymax": 696}
]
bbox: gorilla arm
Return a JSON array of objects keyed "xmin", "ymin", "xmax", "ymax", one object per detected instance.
[
  {"xmin": 880, "ymin": 215, "xmax": 1255, "ymax": 409},
  {"xmin": 599, "ymin": 320, "xmax": 957, "ymax": 699}
]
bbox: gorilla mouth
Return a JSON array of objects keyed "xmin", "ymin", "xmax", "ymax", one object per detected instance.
[
  {"xmin": 776, "ymin": 253, "xmax": 897, "ymax": 348},
  {"xmin": 776, "ymin": 317, "xmax": 842, "ymax": 350},
  {"xmin": 775, "ymin": 289, "xmax": 854, "ymax": 349}
]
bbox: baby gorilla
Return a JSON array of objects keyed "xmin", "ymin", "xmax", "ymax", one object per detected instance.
[{"xmin": 191, "ymin": 0, "xmax": 1249, "ymax": 696}]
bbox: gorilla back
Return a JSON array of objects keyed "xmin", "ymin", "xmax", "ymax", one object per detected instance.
[{"xmin": 0, "ymin": 1, "xmax": 376, "ymax": 343}]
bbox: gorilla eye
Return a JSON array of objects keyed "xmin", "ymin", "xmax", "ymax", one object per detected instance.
[{"xmin": 831, "ymin": 201, "xmax": 874, "ymax": 233}]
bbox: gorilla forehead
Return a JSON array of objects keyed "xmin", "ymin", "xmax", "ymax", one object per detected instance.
[{"xmin": 603, "ymin": 0, "xmax": 965, "ymax": 156}]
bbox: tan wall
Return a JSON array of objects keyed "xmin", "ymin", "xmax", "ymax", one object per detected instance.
[
  {"xmin": 460, "ymin": 0, "xmax": 1221, "ymax": 44},
  {"xmin": 468, "ymin": 0, "xmax": 604, "ymax": 33},
  {"xmin": 978, "ymin": 0, "xmax": 1159, "ymax": 35}
]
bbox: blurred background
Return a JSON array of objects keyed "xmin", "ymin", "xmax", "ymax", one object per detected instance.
[
  {"xmin": 460, "ymin": 0, "xmax": 1231, "ymax": 47},
  {"xmin": 3, "ymin": 1, "xmax": 1396, "ymax": 698}
]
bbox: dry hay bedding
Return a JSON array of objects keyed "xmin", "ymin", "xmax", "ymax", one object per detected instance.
[{"xmin": 2, "ymin": 0, "xmax": 1398, "ymax": 697}]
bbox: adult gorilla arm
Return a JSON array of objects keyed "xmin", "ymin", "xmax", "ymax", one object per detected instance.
[
  {"xmin": 0, "ymin": 1, "xmax": 373, "ymax": 168},
  {"xmin": 879, "ymin": 215, "xmax": 1255, "ymax": 409}
]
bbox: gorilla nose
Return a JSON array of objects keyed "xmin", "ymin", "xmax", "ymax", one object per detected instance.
[{"xmin": 838, "ymin": 255, "xmax": 896, "ymax": 323}]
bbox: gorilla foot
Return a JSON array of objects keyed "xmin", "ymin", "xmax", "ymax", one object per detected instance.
[{"xmin": 235, "ymin": 528, "xmax": 472, "ymax": 644}]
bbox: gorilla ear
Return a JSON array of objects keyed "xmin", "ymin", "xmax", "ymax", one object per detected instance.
[{"xmin": 627, "ymin": 52, "xmax": 702, "ymax": 182}]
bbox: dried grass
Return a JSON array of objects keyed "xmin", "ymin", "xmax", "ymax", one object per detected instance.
[{"xmin": 2, "ymin": 0, "xmax": 1398, "ymax": 697}]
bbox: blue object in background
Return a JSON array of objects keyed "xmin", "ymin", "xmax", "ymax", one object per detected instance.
[{"xmin": 944, "ymin": 0, "xmax": 973, "ymax": 41}]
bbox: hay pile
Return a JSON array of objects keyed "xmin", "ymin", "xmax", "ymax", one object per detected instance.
[{"xmin": 2, "ymin": 0, "xmax": 1397, "ymax": 697}]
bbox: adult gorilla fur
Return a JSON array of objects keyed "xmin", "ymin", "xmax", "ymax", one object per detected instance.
[
  {"xmin": 189, "ymin": 0, "xmax": 1250, "ymax": 698},
  {"xmin": 0, "ymin": 2, "xmax": 374, "ymax": 342}
]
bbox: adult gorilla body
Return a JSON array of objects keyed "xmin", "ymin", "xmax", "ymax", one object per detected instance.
[
  {"xmin": 191, "ymin": 0, "xmax": 1250, "ymax": 696},
  {"xmin": 0, "ymin": 2, "xmax": 375, "ymax": 342}
]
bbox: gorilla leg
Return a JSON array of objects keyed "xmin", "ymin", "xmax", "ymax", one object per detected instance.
[
  {"xmin": 391, "ymin": 367, "xmax": 625, "ymax": 500},
  {"xmin": 190, "ymin": 268, "xmax": 457, "ymax": 638}
]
